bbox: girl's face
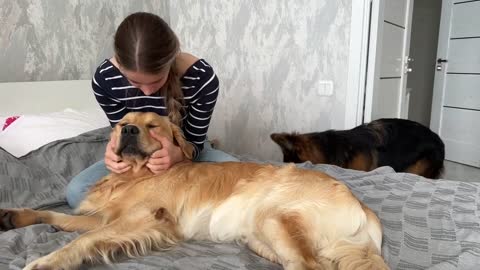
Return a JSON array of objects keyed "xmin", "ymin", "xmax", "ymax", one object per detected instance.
[{"xmin": 122, "ymin": 68, "xmax": 170, "ymax": 96}]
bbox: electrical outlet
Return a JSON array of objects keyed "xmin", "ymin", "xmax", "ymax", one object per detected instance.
[{"xmin": 316, "ymin": 80, "xmax": 334, "ymax": 96}]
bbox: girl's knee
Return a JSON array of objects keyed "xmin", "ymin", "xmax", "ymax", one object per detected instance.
[
  {"xmin": 65, "ymin": 160, "xmax": 109, "ymax": 208},
  {"xmin": 65, "ymin": 180, "xmax": 83, "ymax": 209}
]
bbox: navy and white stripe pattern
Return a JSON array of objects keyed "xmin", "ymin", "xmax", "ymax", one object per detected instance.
[{"xmin": 92, "ymin": 59, "xmax": 219, "ymax": 158}]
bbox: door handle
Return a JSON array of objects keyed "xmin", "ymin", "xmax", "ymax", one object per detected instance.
[
  {"xmin": 405, "ymin": 56, "xmax": 414, "ymax": 74},
  {"xmin": 436, "ymin": 58, "xmax": 448, "ymax": 71}
]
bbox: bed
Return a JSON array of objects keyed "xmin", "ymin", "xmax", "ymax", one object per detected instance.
[{"xmin": 1, "ymin": 81, "xmax": 480, "ymax": 270}]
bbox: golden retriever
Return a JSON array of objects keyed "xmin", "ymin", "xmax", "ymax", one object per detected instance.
[{"xmin": 0, "ymin": 112, "xmax": 388, "ymax": 270}]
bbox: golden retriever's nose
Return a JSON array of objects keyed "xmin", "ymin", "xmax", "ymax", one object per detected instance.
[{"xmin": 122, "ymin": 125, "xmax": 140, "ymax": 136}]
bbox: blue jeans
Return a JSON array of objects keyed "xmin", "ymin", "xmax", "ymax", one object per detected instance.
[{"xmin": 65, "ymin": 142, "xmax": 239, "ymax": 209}]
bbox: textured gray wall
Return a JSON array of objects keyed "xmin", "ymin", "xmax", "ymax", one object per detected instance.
[
  {"xmin": 0, "ymin": 0, "xmax": 169, "ymax": 82},
  {"xmin": 0, "ymin": 0, "xmax": 352, "ymax": 161},
  {"xmin": 170, "ymin": 0, "xmax": 352, "ymax": 160}
]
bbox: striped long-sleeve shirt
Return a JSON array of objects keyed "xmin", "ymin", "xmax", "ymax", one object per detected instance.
[{"xmin": 92, "ymin": 58, "xmax": 219, "ymax": 159}]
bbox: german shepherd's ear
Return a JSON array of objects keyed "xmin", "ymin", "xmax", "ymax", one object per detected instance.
[
  {"xmin": 270, "ymin": 133, "xmax": 297, "ymax": 152},
  {"xmin": 170, "ymin": 123, "xmax": 194, "ymax": 160}
]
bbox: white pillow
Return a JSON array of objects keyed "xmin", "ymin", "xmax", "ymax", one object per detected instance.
[
  {"xmin": 0, "ymin": 116, "xmax": 7, "ymax": 129},
  {"xmin": 0, "ymin": 108, "xmax": 110, "ymax": 158}
]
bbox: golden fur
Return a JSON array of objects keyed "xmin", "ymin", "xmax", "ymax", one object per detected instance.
[{"xmin": 0, "ymin": 112, "xmax": 389, "ymax": 270}]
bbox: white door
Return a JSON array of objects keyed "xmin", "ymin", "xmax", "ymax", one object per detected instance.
[
  {"xmin": 430, "ymin": 0, "xmax": 480, "ymax": 168},
  {"xmin": 364, "ymin": 0, "xmax": 415, "ymax": 122}
]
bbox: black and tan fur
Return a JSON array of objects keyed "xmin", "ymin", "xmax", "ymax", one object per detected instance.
[{"xmin": 271, "ymin": 118, "xmax": 445, "ymax": 179}]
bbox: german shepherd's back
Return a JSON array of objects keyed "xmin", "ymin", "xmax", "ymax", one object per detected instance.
[{"xmin": 271, "ymin": 118, "xmax": 445, "ymax": 178}]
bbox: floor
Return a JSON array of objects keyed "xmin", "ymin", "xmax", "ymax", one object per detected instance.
[{"xmin": 443, "ymin": 160, "xmax": 480, "ymax": 182}]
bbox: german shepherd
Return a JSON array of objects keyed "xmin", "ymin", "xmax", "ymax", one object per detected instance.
[
  {"xmin": 271, "ymin": 118, "xmax": 444, "ymax": 178},
  {"xmin": 0, "ymin": 112, "xmax": 388, "ymax": 270}
]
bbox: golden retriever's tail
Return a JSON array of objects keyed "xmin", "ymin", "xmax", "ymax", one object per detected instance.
[
  {"xmin": 329, "ymin": 242, "xmax": 389, "ymax": 270},
  {"xmin": 330, "ymin": 207, "xmax": 389, "ymax": 270}
]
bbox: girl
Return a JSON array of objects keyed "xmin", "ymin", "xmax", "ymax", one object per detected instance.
[{"xmin": 66, "ymin": 12, "xmax": 238, "ymax": 208}]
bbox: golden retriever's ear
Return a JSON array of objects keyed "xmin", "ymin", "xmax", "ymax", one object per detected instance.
[
  {"xmin": 170, "ymin": 123, "xmax": 194, "ymax": 160},
  {"xmin": 155, "ymin": 207, "xmax": 176, "ymax": 224}
]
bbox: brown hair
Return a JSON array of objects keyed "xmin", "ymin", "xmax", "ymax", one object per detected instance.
[{"xmin": 114, "ymin": 12, "xmax": 184, "ymax": 126}]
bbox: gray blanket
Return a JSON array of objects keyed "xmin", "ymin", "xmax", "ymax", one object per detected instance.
[{"xmin": 1, "ymin": 128, "xmax": 479, "ymax": 270}]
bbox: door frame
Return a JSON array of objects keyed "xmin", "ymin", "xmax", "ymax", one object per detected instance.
[
  {"xmin": 346, "ymin": 0, "xmax": 414, "ymax": 128},
  {"xmin": 430, "ymin": 0, "xmax": 451, "ymax": 133},
  {"xmin": 345, "ymin": 0, "xmax": 373, "ymax": 129}
]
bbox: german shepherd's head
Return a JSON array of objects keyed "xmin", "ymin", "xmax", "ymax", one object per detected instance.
[
  {"xmin": 111, "ymin": 112, "xmax": 194, "ymax": 172},
  {"xmin": 270, "ymin": 132, "xmax": 328, "ymax": 164}
]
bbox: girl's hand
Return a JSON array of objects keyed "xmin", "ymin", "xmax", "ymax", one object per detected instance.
[
  {"xmin": 147, "ymin": 131, "xmax": 185, "ymax": 174},
  {"xmin": 104, "ymin": 135, "xmax": 131, "ymax": 174}
]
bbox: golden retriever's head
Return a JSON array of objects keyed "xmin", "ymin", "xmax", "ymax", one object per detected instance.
[{"xmin": 112, "ymin": 112, "xmax": 194, "ymax": 172}]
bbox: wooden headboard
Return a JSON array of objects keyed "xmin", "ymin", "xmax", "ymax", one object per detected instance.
[{"xmin": 0, "ymin": 80, "xmax": 99, "ymax": 115}]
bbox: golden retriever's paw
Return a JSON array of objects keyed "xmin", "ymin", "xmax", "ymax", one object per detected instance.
[
  {"xmin": 23, "ymin": 255, "xmax": 68, "ymax": 270},
  {"xmin": 0, "ymin": 208, "xmax": 38, "ymax": 231},
  {"xmin": 0, "ymin": 209, "xmax": 29, "ymax": 231},
  {"xmin": 0, "ymin": 209, "xmax": 16, "ymax": 231}
]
